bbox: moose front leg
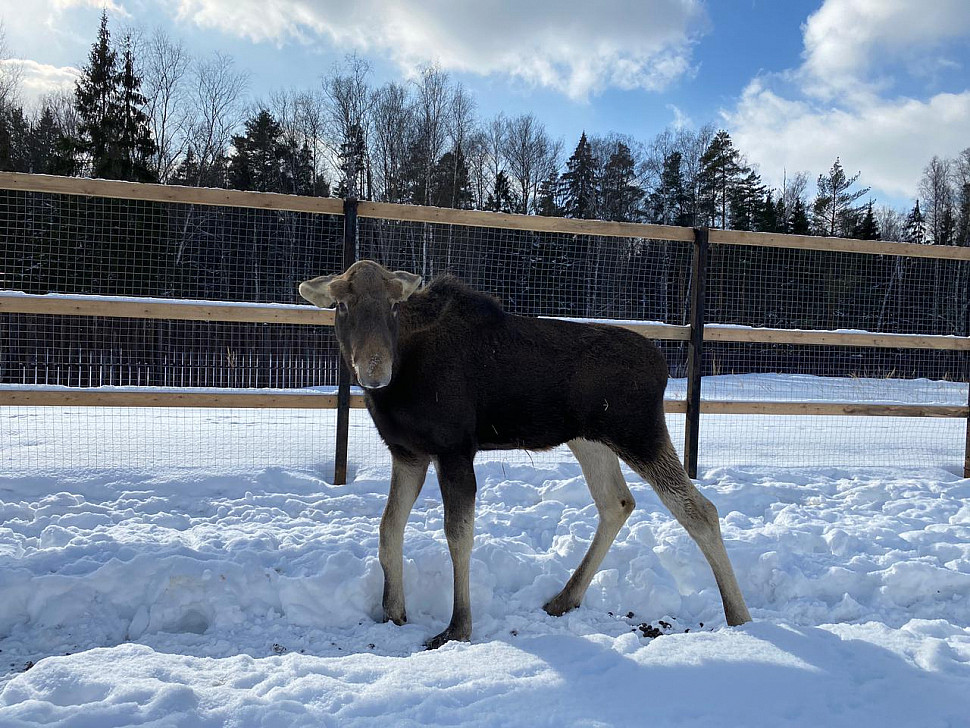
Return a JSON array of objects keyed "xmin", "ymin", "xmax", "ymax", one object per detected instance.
[
  {"xmin": 425, "ymin": 453, "xmax": 477, "ymax": 649},
  {"xmin": 380, "ymin": 450, "xmax": 430, "ymax": 626}
]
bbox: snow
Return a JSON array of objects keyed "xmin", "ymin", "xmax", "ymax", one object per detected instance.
[{"xmin": 1, "ymin": 375, "xmax": 969, "ymax": 726}]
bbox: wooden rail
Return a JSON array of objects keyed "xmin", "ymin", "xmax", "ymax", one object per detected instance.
[
  {"xmin": 6, "ymin": 171, "xmax": 970, "ymax": 260},
  {"xmin": 3, "ymin": 293, "xmax": 966, "ymax": 351},
  {"xmin": 1, "ymin": 389, "xmax": 964, "ymax": 419},
  {"xmin": 2, "ymin": 171, "xmax": 968, "ymax": 475},
  {"xmin": 0, "ymin": 292, "xmax": 335, "ymax": 325},
  {"xmin": 709, "ymin": 228, "xmax": 970, "ymax": 261},
  {"xmin": 0, "ymin": 171, "xmax": 344, "ymax": 216},
  {"xmin": 356, "ymin": 200, "xmax": 695, "ymax": 241},
  {"xmin": 0, "ymin": 389, "xmax": 365, "ymax": 409}
]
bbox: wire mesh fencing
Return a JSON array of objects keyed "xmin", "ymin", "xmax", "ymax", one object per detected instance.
[{"xmin": 1, "ymin": 175, "xmax": 968, "ymax": 477}]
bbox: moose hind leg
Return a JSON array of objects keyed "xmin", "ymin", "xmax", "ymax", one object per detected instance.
[
  {"xmin": 628, "ymin": 435, "xmax": 751, "ymax": 626},
  {"xmin": 380, "ymin": 451, "xmax": 430, "ymax": 626},
  {"xmin": 544, "ymin": 438, "xmax": 636, "ymax": 617}
]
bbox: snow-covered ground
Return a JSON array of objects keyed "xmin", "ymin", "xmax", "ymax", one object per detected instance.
[{"xmin": 0, "ymin": 375, "xmax": 968, "ymax": 726}]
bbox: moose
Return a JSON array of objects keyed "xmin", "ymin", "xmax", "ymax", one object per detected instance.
[{"xmin": 300, "ymin": 260, "xmax": 751, "ymax": 649}]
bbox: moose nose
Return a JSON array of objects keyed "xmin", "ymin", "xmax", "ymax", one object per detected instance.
[{"xmin": 354, "ymin": 356, "xmax": 391, "ymax": 389}]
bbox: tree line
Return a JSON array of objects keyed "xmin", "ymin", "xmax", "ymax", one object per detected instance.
[
  {"xmin": 2, "ymin": 12, "xmax": 969, "ymax": 244},
  {"xmin": 0, "ymin": 12, "xmax": 967, "ymax": 389}
]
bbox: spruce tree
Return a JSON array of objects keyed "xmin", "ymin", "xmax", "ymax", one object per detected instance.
[
  {"xmin": 430, "ymin": 146, "xmax": 473, "ymax": 209},
  {"xmin": 757, "ymin": 190, "xmax": 780, "ymax": 233},
  {"xmin": 29, "ymin": 106, "xmax": 73, "ymax": 174},
  {"xmin": 114, "ymin": 36, "xmax": 157, "ymax": 181},
  {"xmin": 229, "ymin": 109, "xmax": 287, "ymax": 192},
  {"xmin": 73, "ymin": 12, "xmax": 120, "ymax": 177},
  {"xmin": 0, "ymin": 106, "xmax": 30, "ymax": 171},
  {"xmin": 905, "ymin": 200, "xmax": 926, "ymax": 244},
  {"xmin": 852, "ymin": 201, "xmax": 881, "ymax": 240},
  {"xmin": 561, "ymin": 132, "xmax": 598, "ymax": 219},
  {"xmin": 789, "ymin": 198, "xmax": 811, "ymax": 235},
  {"xmin": 647, "ymin": 151, "xmax": 689, "ymax": 226},
  {"xmin": 600, "ymin": 142, "xmax": 643, "ymax": 222},
  {"xmin": 73, "ymin": 13, "xmax": 156, "ymax": 181},
  {"xmin": 955, "ymin": 182, "xmax": 970, "ymax": 246},
  {"xmin": 536, "ymin": 170, "xmax": 563, "ymax": 217},
  {"xmin": 727, "ymin": 168, "xmax": 765, "ymax": 231},
  {"xmin": 698, "ymin": 130, "xmax": 741, "ymax": 228},
  {"xmin": 485, "ymin": 170, "xmax": 516, "ymax": 213}
]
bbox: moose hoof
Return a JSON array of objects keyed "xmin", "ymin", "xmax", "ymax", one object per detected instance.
[
  {"xmin": 543, "ymin": 594, "xmax": 580, "ymax": 617},
  {"xmin": 424, "ymin": 626, "xmax": 470, "ymax": 650},
  {"xmin": 382, "ymin": 607, "xmax": 407, "ymax": 626}
]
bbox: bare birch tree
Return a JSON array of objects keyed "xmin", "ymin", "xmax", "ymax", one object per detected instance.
[
  {"xmin": 412, "ymin": 64, "xmax": 450, "ymax": 206},
  {"xmin": 187, "ymin": 51, "xmax": 248, "ymax": 186},
  {"xmin": 370, "ymin": 81, "xmax": 413, "ymax": 203},
  {"xmin": 504, "ymin": 113, "xmax": 556, "ymax": 214},
  {"xmin": 322, "ymin": 54, "xmax": 373, "ymax": 197},
  {"xmin": 142, "ymin": 29, "xmax": 191, "ymax": 182},
  {"xmin": 0, "ymin": 21, "xmax": 22, "ymax": 113}
]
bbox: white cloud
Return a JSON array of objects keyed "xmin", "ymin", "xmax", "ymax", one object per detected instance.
[
  {"xmin": 173, "ymin": 0, "xmax": 706, "ymax": 100},
  {"xmin": 724, "ymin": 0, "xmax": 970, "ymax": 204},
  {"xmin": 50, "ymin": 0, "xmax": 129, "ymax": 13},
  {"xmin": 728, "ymin": 81, "xmax": 970, "ymax": 199},
  {"xmin": 801, "ymin": 0, "xmax": 970, "ymax": 98},
  {"xmin": 1, "ymin": 59, "xmax": 80, "ymax": 107}
]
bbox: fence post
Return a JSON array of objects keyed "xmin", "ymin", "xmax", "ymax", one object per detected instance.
[
  {"xmin": 964, "ymin": 375, "xmax": 969, "ymax": 479},
  {"xmin": 333, "ymin": 197, "xmax": 358, "ymax": 485},
  {"xmin": 684, "ymin": 227, "xmax": 709, "ymax": 479},
  {"xmin": 965, "ymin": 349, "xmax": 969, "ymax": 479}
]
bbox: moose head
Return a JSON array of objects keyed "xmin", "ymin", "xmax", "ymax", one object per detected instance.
[{"xmin": 300, "ymin": 260, "xmax": 422, "ymax": 389}]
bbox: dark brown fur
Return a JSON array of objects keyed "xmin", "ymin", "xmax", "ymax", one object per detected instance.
[{"xmin": 300, "ymin": 261, "xmax": 751, "ymax": 648}]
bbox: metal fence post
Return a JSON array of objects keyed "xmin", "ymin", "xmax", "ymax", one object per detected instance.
[
  {"xmin": 684, "ymin": 227, "xmax": 709, "ymax": 479},
  {"xmin": 334, "ymin": 197, "xmax": 358, "ymax": 485}
]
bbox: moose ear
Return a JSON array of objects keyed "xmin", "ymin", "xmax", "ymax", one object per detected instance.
[
  {"xmin": 299, "ymin": 274, "xmax": 340, "ymax": 308},
  {"xmin": 388, "ymin": 270, "xmax": 422, "ymax": 303}
]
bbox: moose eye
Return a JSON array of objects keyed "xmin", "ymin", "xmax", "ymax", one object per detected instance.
[{"xmin": 337, "ymin": 301, "xmax": 348, "ymax": 314}]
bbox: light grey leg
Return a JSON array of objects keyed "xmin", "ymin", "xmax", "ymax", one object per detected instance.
[
  {"xmin": 630, "ymin": 434, "xmax": 752, "ymax": 626},
  {"xmin": 380, "ymin": 451, "xmax": 430, "ymax": 626},
  {"xmin": 425, "ymin": 453, "xmax": 477, "ymax": 649},
  {"xmin": 544, "ymin": 438, "xmax": 636, "ymax": 616}
]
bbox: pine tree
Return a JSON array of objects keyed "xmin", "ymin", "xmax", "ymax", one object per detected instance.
[
  {"xmin": 561, "ymin": 132, "xmax": 598, "ymax": 219},
  {"xmin": 813, "ymin": 158, "xmax": 869, "ymax": 237}
]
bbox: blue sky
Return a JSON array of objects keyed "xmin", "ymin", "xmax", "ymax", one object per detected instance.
[{"xmin": 3, "ymin": 0, "xmax": 969, "ymax": 209}]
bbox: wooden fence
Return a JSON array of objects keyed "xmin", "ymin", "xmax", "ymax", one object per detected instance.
[{"xmin": 1, "ymin": 171, "xmax": 968, "ymax": 480}]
